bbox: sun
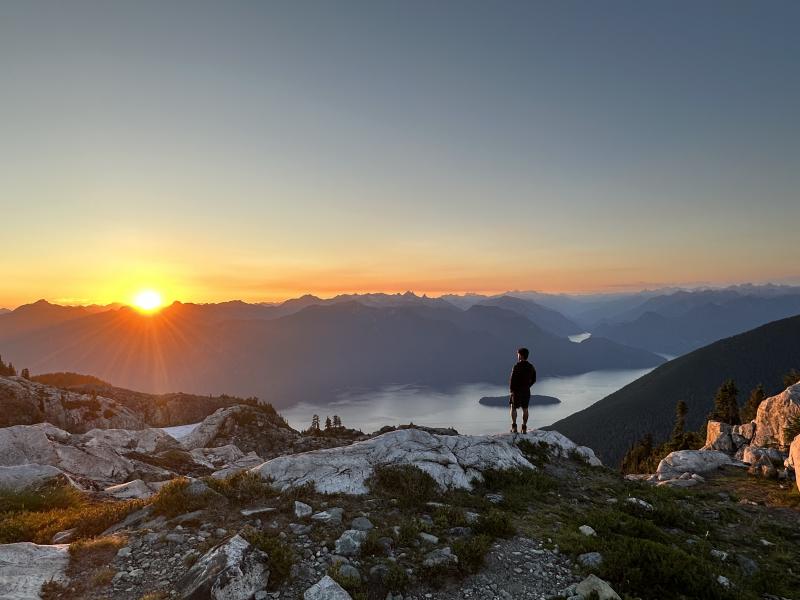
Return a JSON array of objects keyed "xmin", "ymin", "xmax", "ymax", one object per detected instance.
[{"xmin": 131, "ymin": 289, "xmax": 164, "ymax": 313}]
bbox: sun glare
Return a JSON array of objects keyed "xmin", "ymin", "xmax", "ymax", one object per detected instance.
[{"xmin": 132, "ymin": 289, "xmax": 164, "ymax": 313}]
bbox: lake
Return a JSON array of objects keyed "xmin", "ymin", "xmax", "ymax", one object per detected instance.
[{"xmin": 280, "ymin": 366, "xmax": 655, "ymax": 435}]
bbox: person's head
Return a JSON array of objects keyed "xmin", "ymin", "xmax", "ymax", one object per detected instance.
[{"xmin": 517, "ymin": 347, "xmax": 529, "ymax": 361}]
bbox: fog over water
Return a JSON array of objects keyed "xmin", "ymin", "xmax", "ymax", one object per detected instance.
[{"xmin": 281, "ymin": 367, "xmax": 655, "ymax": 435}]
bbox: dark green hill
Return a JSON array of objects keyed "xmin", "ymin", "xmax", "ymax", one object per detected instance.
[{"xmin": 547, "ymin": 314, "xmax": 800, "ymax": 467}]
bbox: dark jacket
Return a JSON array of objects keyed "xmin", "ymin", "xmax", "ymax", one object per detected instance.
[{"xmin": 509, "ymin": 360, "xmax": 536, "ymax": 396}]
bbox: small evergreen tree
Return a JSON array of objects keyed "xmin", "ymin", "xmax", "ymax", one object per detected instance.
[
  {"xmin": 6, "ymin": 362, "xmax": 15, "ymax": 376},
  {"xmin": 620, "ymin": 433, "xmax": 654, "ymax": 474},
  {"xmin": 783, "ymin": 369, "xmax": 800, "ymax": 388},
  {"xmin": 708, "ymin": 379, "xmax": 740, "ymax": 425},
  {"xmin": 324, "ymin": 416, "xmax": 332, "ymax": 430},
  {"xmin": 740, "ymin": 384, "xmax": 766, "ymax": 422},
  {"xmin": 310, "ymin": 414, "xmax": 320, "ymax": 432},
  {"xmin": 333, "ymin": 415, "xmax": 342, "ymax": 428},
  {"xmin": 671, "ymin": 400, "xmax": 688, "ymax": 439}
]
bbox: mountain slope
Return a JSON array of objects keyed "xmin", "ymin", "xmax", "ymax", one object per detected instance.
[
  {"xmin": 477, "ymin": 295, "xmax": 583, "ymax": 337},
  {"xmin": 548, "ymin": 315, "xmax": 800, "ymax": 466}
]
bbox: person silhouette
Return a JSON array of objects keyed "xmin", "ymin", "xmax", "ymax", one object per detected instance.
[{"xmin": 509, "ymin": 347, "xmax": 536, "ymax": 433}]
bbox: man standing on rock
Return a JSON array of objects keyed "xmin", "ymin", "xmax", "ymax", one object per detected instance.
[{"xmin": 509, "ymin": 347, "xmax": 536, "ymax": 434}]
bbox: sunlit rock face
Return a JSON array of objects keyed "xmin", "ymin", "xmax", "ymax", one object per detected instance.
[
  {"xmin": 250, "ymin": 428, "xmax": 598, "ymax": 495},
  {"xmin": 0, "ymin": 375, "xmax": 145, "ymax": 432},
  {"xmin": 752, "ymin": 383, "xmax": 800, "ymax": 447}
]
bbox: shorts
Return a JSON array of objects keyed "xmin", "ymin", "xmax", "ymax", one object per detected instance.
[{"xmin": 510, "ymin": 392, "xmax": 530, "ymax": 410}]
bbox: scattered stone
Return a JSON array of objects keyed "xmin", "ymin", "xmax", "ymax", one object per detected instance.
[
  {"xmin": 51, "ymin": 528, "xmax": 77, "ymax": 544},
  {"xmin": 710, "ymin": 549, "xmax": 728, "ymax": 561},
  {"xmin": 337, "ymin": 563, "xmax": 361, "ymax": 582},
  {"xmin": 240, "ymin": 506, "xmax": 276, "ymax": 517},
  {"xmin": 335, "ymin": 530, "xmax": 368, "ymax": 556},
  {"xmin": 351, "ymin": 516, "xmax": 374, "ymax": 531},
  {"xmin": 295, "ymin": 501, "xmax": 313, "ymax": 519},
  {"xmin": 422, "ymin": 547, "xmax": 458, "ymax": 568},
  {"xmin": 304, "ymin": 575, "xmax": 352, "ymax": 600},
  {"xmin": 176, "ymin": 534, "xmax": 270, "ymax": 599},
  {"xmin": 574, "ymin": 574, "xmax": 621, "ymax": 600},
  {"xmin": 312, "ymin": 507, "xmax": 344, "ymax": 526},
  {"xmin": 418, "ymin": 532, "xmax": 439, "ymax": 544},
  {"xmin": 578, "ymin": 525, "xmax": 596, "ymax": 537},
  {"xmin": 625, "ymin": 497, "xmax": 653, "ymax": 511},
  {"xmin": 717, "ymin": 574, "xmax": 732, "ymax": 589}
]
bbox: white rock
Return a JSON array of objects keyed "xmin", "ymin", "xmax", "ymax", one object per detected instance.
[
  {"xmin": 304, "ymin": 575, "xmax": 352, "ymax": 600},
  {"xmin": 625, "ymin": 497, "xmax": 654, "ymax": 511},
  {"xmin": 0, "ymin": 542, "xmax": 69, "ymax": 600},
  {"xmin": 656, "ymin": 450, "xmax": 737, "ymax": 481},
  {"xmin": 104, "ymin": 479, "xmax": 157, "ymax": 500},
  {"xmin": 717, "ymin": 574, "xmax": 732, "ymax": 588},
  {"xmin": 0, "ymin": 464, "xmax": 67, "ymax": 491},
  {"xmin": 176, "ymin": 534, "xmax": 269, "ymax": 599},
  {"xmin": 80, "ymin": 428, "xmax": 179, "ymax": 454},
  {"xmin": 250, "ymin": 429, "xmax": 534, "ymax": 494},
  {"xmin": 579, "ymin": 525, "xmax": 597, "ymax": 537},
  {"xmin": 191, "ymin": 445, "xmax": 245, "ymax": 468},
  {"xmin": 210, "ymin": 451, "xmax": 264, "ymax": 480},
  {"xmin": 334, "ymin": 530, "xmax": 367, "ymax": 556},
  {"xmin": 180, "ymin": 406, "xmax": 246, "ymax": 451},
  {"xmin": 501, "ymin": 430, "xmax": 603, "ymax": 466},
  {"xmin": 741, "ymin": 445, "xmax": 787, "ymax": 466},
  {"xmin": 295, "ymin": 501, "xmax": 313, "ymax": 519},
  {"xmin": 752, "ymin": 383, "xmax": 800, "ymax": 447},
  {"xmin": 574, "ymin": 574, "xmax": 621, "ymax": 600}
]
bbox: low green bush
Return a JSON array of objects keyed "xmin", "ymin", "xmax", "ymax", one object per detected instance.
[
  {"xmin": 452, "ymin": 534, "xmax": 492, "ymax": 573},
  {"xmin": 367, "ymin": 465, "xmax": 439, "ymax": 509},
  {"xmin": 150, "ymin": 478, "xmax": 214, "ymax": 518},
  {"xmin": 245, "ymin": 530, "xmax": 294, "ymax": 589},
  {"xmin": 206, "ymin": 471, "xmax": 277, "ymax": 504},
  {"xmin": 474, "ymin": 509, "xmax": 515, "ymax": 538}
]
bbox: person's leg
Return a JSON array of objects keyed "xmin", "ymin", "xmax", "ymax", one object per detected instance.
[
  {"xmin": 510, "ymin": 404, "xmax": 518, "ymax": 432},
  {"xmin": 522, "ymin": 406, "xmax": 529, "ymax": 433}
]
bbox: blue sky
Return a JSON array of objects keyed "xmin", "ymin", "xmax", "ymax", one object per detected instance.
[{"xmin": 1, "ymin": 1, "xmax": 798, "ymax": 306}]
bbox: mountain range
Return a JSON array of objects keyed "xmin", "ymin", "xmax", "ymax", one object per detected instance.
[
  {"xmin": 549, "ymin": 314, "xmax": 800, "ymax": 466},
  {"xmin": 0, "ymin": 295, "xmax": 662, "ymax": 407}
]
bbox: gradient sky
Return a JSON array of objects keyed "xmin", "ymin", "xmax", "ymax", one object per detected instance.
[{"xmin": 1, "ymin": 1, "xmax": 798, "ymax": 308}]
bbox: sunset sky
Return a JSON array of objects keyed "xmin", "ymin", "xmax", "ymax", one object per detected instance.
[{"xmin": 1, "ymin": 1, "xmax": 799, "ymax": 308}]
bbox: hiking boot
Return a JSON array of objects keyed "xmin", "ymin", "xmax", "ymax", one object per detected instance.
[
  {"xmin": 521, "ymin": 424, "xmax": 527, "ymax": 434},
  {"xmin": 510, "ymin": 424, "xmax": 518, "ymax": 434}
]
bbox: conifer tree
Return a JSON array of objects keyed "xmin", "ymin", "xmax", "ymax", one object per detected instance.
[
  {"xmin": 325, "ymin": 416, "xmax": 332, "ymax": 430},
  {"xmin": 671, "ymin": 400, "xmax": 688, "ymax": 439},
  {"xmin": 740, "ymin": 384, "xmax": 765, "ymax": 422},
  {"xmin": 784, "ymin": 369, "xmax": 800, "ymax": 387},
  {"xmin": 333, "ymin": 415, "xmax": 342, "ymax": 428},
  {"xmin": 708, "ymin": 379, "xmax": 740, "ymax": 425},
  {"xmin": 310, "ymin": 414, "xmax": 320, "ymax": 432}
]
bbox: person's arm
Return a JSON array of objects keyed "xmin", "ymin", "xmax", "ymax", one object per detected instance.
[
  {"xmin": 509, "ymin": 364, "xmax": 519, "ymax": 391},
  {"xmin": 530, "ymin": 364, "xmax": 537, "ymax": 388}
]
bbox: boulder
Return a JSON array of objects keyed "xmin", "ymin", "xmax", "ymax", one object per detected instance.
[
  {"xmin": 703, "ymin": 421, "xmax": 734, "ymax": 453},
  {"xmin": 311, "ymin": 508, "xmax": 344, "ymax": 526},
  {"xmin": 0, "ymin": 424, "xmax": 63, "ymax": 467},
  {"xmin": 210, "ymin": 452, "xmax": 265, "ymax": 480},
  {"xmin": 190, "ymin": 445, "xmax": 245, "ymax": 469},
  {"xmin": 250, "ymin": 429, "xmax": 534, "ymax": 494},
  {"xmin": 741, "ymin": 445, "xmax": 787, "ymax": 466},
  {"xmin": 656, "ymin": 450, "xmax": 737, "ymax": 481},
  {"xmin": 334, "ymin": 530, "xmax": 368, "ymax": 556},
  {"xmin": 304, "ymin": 575, "xmax": 352, "ymax": 600},
  {"xmin": 104, "ymin": 479, "xmax": 157, "ymax": 500},
  {"xmin": 502, "ymin": 430, "xmax": 603, "ymax": 466},
  {"xmin": 295, "ymin": 501, "xmax": 313, "ymax": 519},
  {"xmin": 422, "ymin": 547, "xmax": 458, "ymax": 568},
  {"xmin": 751, "ymin": 383, "xmax": 800, "ymax": 447},
  {"xmin": 0, "ymin": 464, "xmax": 69, "ymax": 492},
  {"xmin": 733, "ymin": 422, "xmax": 756, "ymax": 442},
  {"xmin": 574, "ymin": 574, "xmax": 621, "ymax": 600},
  {"xmin": 176, "ymin": 534, "xmax": 269, "ymax": 599},
  {"xmin": 0, "ymin": 542, "xmax": 69, "ymax": 600},
  {"xmin": 80, "ymin": 428, "xmax": 179, "ymax": 454},
  {"xmin": 578, "ymin": 551, "xmax": 603, "ymax": 569},
  {"xmin": 790, "ymin": 434, "xmax": 800, "ymax": 493}
]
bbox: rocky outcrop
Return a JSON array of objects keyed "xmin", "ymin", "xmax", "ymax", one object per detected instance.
[
  {"xmin": 0, "ymin": 464, "xmax": 68, "ymax": 492},
  {"xmin": 0, "ymin": 375, "xmax": 145, "ymax": 432},
  {"xmin": 752, "ymin": 383, "xmax": 800, "ymax": 447},
  {"xmin": 251, "ymin": 429, "xmax": 536, "ymax": 494},
  {"xmin": 501, "ymin": 430, "xmax": 603, "ymax": 466},
  {"xmin": 176, "ymin": 534, "xmax": 269, "ymax": 599},
  {"xmin": 656, "ymin": 450, "xmax": 739, "ymax": 481},
  {"xmin": 0, "ymin": 542, "xmax": 69, "ymax": 599},
  {"xmin": 80, "ymin": 427, "xmax": 179, "ymax": 454},
  {"xmin": 789, "ymin": 434, "xmax": 800, "ymax": 493},
  {"xmin": 182, "ymin": 405, "xmax": 361, "ymax": 461}
]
